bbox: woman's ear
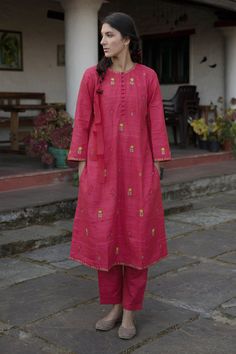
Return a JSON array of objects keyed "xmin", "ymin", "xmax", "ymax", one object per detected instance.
[{"xmin": 123, "ymin": 36, "xmax": 130, "ymax": 46}]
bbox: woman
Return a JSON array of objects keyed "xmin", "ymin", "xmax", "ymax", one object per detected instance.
[{"xmin": 68, "ymin": 12, "xmax": 171, "ymax": 340}]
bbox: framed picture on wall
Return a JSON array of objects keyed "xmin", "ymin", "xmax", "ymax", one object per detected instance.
[
  {"xmin": 57, "ymin": 44, "xmax": 65, "ymax": 66},
  {"xmin": 0, "ymin": 30, "xmax": 23, "ymax": 71}
]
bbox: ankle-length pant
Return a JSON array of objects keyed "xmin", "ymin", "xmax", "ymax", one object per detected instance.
[{"xmin": 97, "ymin": 265, "xmax": 148, "ymax": 311}]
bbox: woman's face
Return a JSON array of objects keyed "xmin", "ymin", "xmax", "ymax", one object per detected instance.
[{"xmin": 100, "ymin": 23, "xmax": 130, "ymax": 58}]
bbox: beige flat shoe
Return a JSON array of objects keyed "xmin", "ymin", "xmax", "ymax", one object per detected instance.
[
  {"xmin": 118, "ymin": 325, "xmax": 136, "ymax": 340},
  {"xmin": 95, "ymin": 316, "xmax": 121, "ymax": 331}
]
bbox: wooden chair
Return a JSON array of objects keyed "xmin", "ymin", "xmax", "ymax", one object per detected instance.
[{"xmin": 163, "ymin": 85, "xmax": 199, "ymax": 147}]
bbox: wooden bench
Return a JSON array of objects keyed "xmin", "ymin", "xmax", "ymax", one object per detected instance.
[{"xmin": 0, "ymin": 92, "xmax": 48, "ymax": 151}]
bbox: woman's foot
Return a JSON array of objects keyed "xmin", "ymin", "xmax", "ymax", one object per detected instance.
[
  {"xmin": 95, "ymin": 304, "xmax": 122, "ymax": 331},
  {"xmin": 121, "ymin": 309, "xmax": 135, "ymax": 328},
  {"xmin": 118, "ymin": 309, "xmax": 136, "ymax": 339}
]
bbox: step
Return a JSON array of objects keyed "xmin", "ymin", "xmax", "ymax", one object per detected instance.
[
  {"xmin": 0, "ymin": 220, "xmax": 72, "ymax": 258},
  {"xmin": 0, "ymin": 168, "xmax": 76, "ymax": 192},
  {"xmin": 1, "ymin": 161, "xmax": 236, "ymax": 230},
  {"xmin": 0, "ymin": 151, "xmax": 233, "ymax": 193},
  {"xmin": 0, "ymin": 201, "xmax": 192, "ymax": 258},
  {"xmin": 161, "ymin": 151, "xmax": 234, "ymax": 169}
]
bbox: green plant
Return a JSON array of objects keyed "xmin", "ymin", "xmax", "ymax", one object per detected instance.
[
  {"xmin": 217, "ymin": 109, "xmax": 236, "ymax": 153},
  {"xmin": 207, "ymin": 117, "xmax": 222, "ymax": 142},
  {"xmin": 24, "ymin": 107, "xmax": 73, "ymax": 165},
  {"xmin": 188, "ymin": 117, "xmax": 209, "ymax": 140}
]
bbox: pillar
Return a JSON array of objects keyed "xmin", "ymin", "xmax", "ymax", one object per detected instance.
[
  {"xmin": 61, "ymin": 0, "xmax": 104, "ymax": 116},
  {"xmin": 222, "ymin": 27, "xmax": 236, "ymax": 107}
]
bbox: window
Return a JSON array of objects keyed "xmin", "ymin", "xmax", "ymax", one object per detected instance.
[{"xmin": 142, "ymin": 35, "xmax": 190, "ymax": 84}]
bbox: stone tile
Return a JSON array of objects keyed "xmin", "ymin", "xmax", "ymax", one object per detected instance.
[
  {"xmin": 0, "ymin": 331, "xmax": 66, "ymax": 354},
  {"xmin": 25, "ymin": 298, "xmax": 196, "ymax": 354},
  {"xmin": 0, "ymin": 320, "xmax": 12, "ymax": 333},
  {"xmin": 67, "ymin": 265, "xmax": 97, "ymax": 279},
  {"xmin": 167, "ymin": 208, "xmax": 236, "ymax": 227},
  {"xmin": 148, "ymin": 255, "xmax": 197, "ymax": 279},
  {"xmin": 212, "ymin": 220, "xmax": 236, "ymax": 235},
  {"xmin": 165, "ymin": 220, "xmax": 201, "ymax": 239},
  {"xmin": 23, "ymin": 242, "xmax": 71, "ymax": 263},
  {"xmin": 0, "ymin": 272, "xmax": 98, "ymax": 326},
  {"xmin": 192, "ymin": 191, "xmax": 236, "ymax": 211},
  {"xmin": 133, "ymin": 317, "xmax": 236, "ymax": 354},
  {"xmin": 0, "ymin": 224, "xmax": 66, "ymax": 245},
  {"xmin": 148, "ymin": 262, "xmax": 236, "ymax": 313},
  {"xmin": 51, "ymin": 259, "xmax": 79, "ymax": 269},
  {"xmin": 0, "ymin": 257, "xmax": 55, "ymax": 289},
  {"xmin": 216, "ymin": 251, "xmax": 236, "ymax": 265},
  {"xmin": 221, "ymin": 298, "xmax": 236, "ymax": 317},
  {"xmin": 23, "ymin": 241, "xmax": 78, "ymax": 269},
  {"xmin": 167, "ymin": 228, "xmax": 236, "ymax": 258},
  {"xmin": 53, "ymin": 219, "xmax": 73, "ymax": 231}
]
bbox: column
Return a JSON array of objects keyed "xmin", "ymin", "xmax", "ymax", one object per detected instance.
[
  {"xmin": 61, "ymin": 0, "xmax": 104, "ymax": 116},
  {"xmin": 222, "ymin": 27, "xmax": 236, "ymax": 107}
]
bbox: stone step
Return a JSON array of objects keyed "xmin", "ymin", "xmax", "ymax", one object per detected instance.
[
  {"xmin": 1, "ymin": 159, "xmax": 236, "ymax": 231},
  {"xmin": 1, "ymin": 170, "xmax": 236, "ymax": 230},
  {"xmin": 0, "ymin": 220, "xmax": 73, "ymax": 258},
  {"xmin": 162, "ymin": 173, "xmax": 236, "ymax": 201},
  {"xmin": 0, "ymin": 201, "xmax": 192, "ymax": 258}
]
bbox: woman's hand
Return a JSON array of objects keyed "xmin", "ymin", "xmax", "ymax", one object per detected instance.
[
  {"xmin": 154, "ymin": 160, "xmax": 160, "ymax": 175},
  {"xmin": 78, "ymin": 160, "xmax": 86, "ymax": 179}
]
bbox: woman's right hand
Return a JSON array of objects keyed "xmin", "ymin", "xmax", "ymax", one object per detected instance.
[{"xmin": 78, "ymin": 160, "xmax": 86, "ymax": 180}]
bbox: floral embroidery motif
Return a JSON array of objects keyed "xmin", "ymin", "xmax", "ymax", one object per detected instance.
[
  {"xmin": 128, "ymin": 187, "xmax": 133, "ymax": 196},
  {"xmin": 161, "ymin": 147, "xmax": 165, "ymax": 155},
  {"xmin": 98, "ymin": 209, "xmax": 103, "ymax": 219},
  {"xmin": 129, "ymin": 145, "xmax": 135, "ymax": 152},
  {"xmin": 78, "ymin": 146, "xmax": 83, "ymax": 154},
  {"xmin": 139, "ymin": 209, "xmax": 144, "ymax": 217},
  {"xmin": 130, "ymin": 77, "xmax": 135, "ymax": 85},
  {"xmin": 110, "ymin": 77, "xmax": 115, "ymax": 85},
  {"xmin": 119, "ymin": 122, "xmax": 124, "ymax": 131}
]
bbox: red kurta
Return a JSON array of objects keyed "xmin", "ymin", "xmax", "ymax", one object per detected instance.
[{"xmin": 68, "ymin": 63, "xmax": 171, "ymax": 271}]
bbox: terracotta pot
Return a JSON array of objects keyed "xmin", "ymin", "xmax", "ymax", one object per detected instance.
[{"xmin": 223, "ymin": 140, "xmax": 232, "ymax": 151}]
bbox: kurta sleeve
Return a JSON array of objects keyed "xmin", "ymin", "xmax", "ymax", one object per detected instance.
[
  {"xmin": 147, "ymin": 70, "xmax": 171, "ymax": 162},
  {"xmin": 68, "ymin": 69, "xmax": 94, "ymax": 161}
]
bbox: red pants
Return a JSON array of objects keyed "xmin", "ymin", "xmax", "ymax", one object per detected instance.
[{"xmin": 97, "ymin": 265, "xmax": 148, "ymax": 311}]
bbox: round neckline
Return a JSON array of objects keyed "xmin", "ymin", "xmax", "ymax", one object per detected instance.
[{"xmin": 108, "ymin": 63, "xmax": 138, "ymax": 74}]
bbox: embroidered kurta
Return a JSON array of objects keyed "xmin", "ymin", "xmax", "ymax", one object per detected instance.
[{"xmin": 68, "ymin": 63, "xmax": 171, "ymax": 271}]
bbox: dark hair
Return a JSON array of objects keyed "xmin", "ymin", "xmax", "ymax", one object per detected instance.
[{"xmin": 96, "ymin": 12, "xmax": 141, "ymax": 81}]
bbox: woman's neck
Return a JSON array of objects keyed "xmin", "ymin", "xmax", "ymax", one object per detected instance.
[{"xmin": 111, "ymin": 52, "xmax": 134, "ymax": 73}]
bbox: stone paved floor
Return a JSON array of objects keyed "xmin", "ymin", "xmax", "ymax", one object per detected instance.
[{"xmin": 0, "ymin": 190, "xmax": 236, "ymax": 353}]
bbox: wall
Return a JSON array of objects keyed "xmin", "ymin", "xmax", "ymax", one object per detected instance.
[
  {"xmin": 0, "ymin": 0, "xmax": 65, "ymax": 142},
  {"xmin": 0, "ymin": 0, "xmax": 65, "ymax": 103},
  {"xmin": 99, "ymin": 0, "xmax": 225, "ymax": 105}
]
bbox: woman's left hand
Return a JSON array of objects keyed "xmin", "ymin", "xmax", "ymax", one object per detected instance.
[{"xmin": 154, "ymin": 160, "xmax": 160, "ymax": 175}]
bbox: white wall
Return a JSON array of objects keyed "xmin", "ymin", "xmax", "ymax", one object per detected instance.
[
  {"xmin": 100, "ymin": 0, "xmax": 225, "ymax": 105},
  {"xmin": 0, "ymin": 0, "xmax": 65, "ymax": 103}
]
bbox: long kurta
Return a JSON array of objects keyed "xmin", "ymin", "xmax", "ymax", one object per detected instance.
[{"xmin": 68, "ymin": 63, "xmax": 171, "ymax": 271}]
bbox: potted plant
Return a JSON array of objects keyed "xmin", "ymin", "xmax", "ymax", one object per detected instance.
[
  {"xmin": 25, "ymin": 107, "xmax": 73, "ymax": 168},
  {"xmin": 217, "ymin": 108, "xmax": 236, "ymax": 153},
  {"xmin": 207, "ymin": 118, "xmax": 222, "ymax": 152},
  {"xmin": 231, "ymin": 121, "xmax": 236, "ymax": 155},
  {"xmin": 188, "ymin": 117, "xmax": 209, "ymax": 149}
]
